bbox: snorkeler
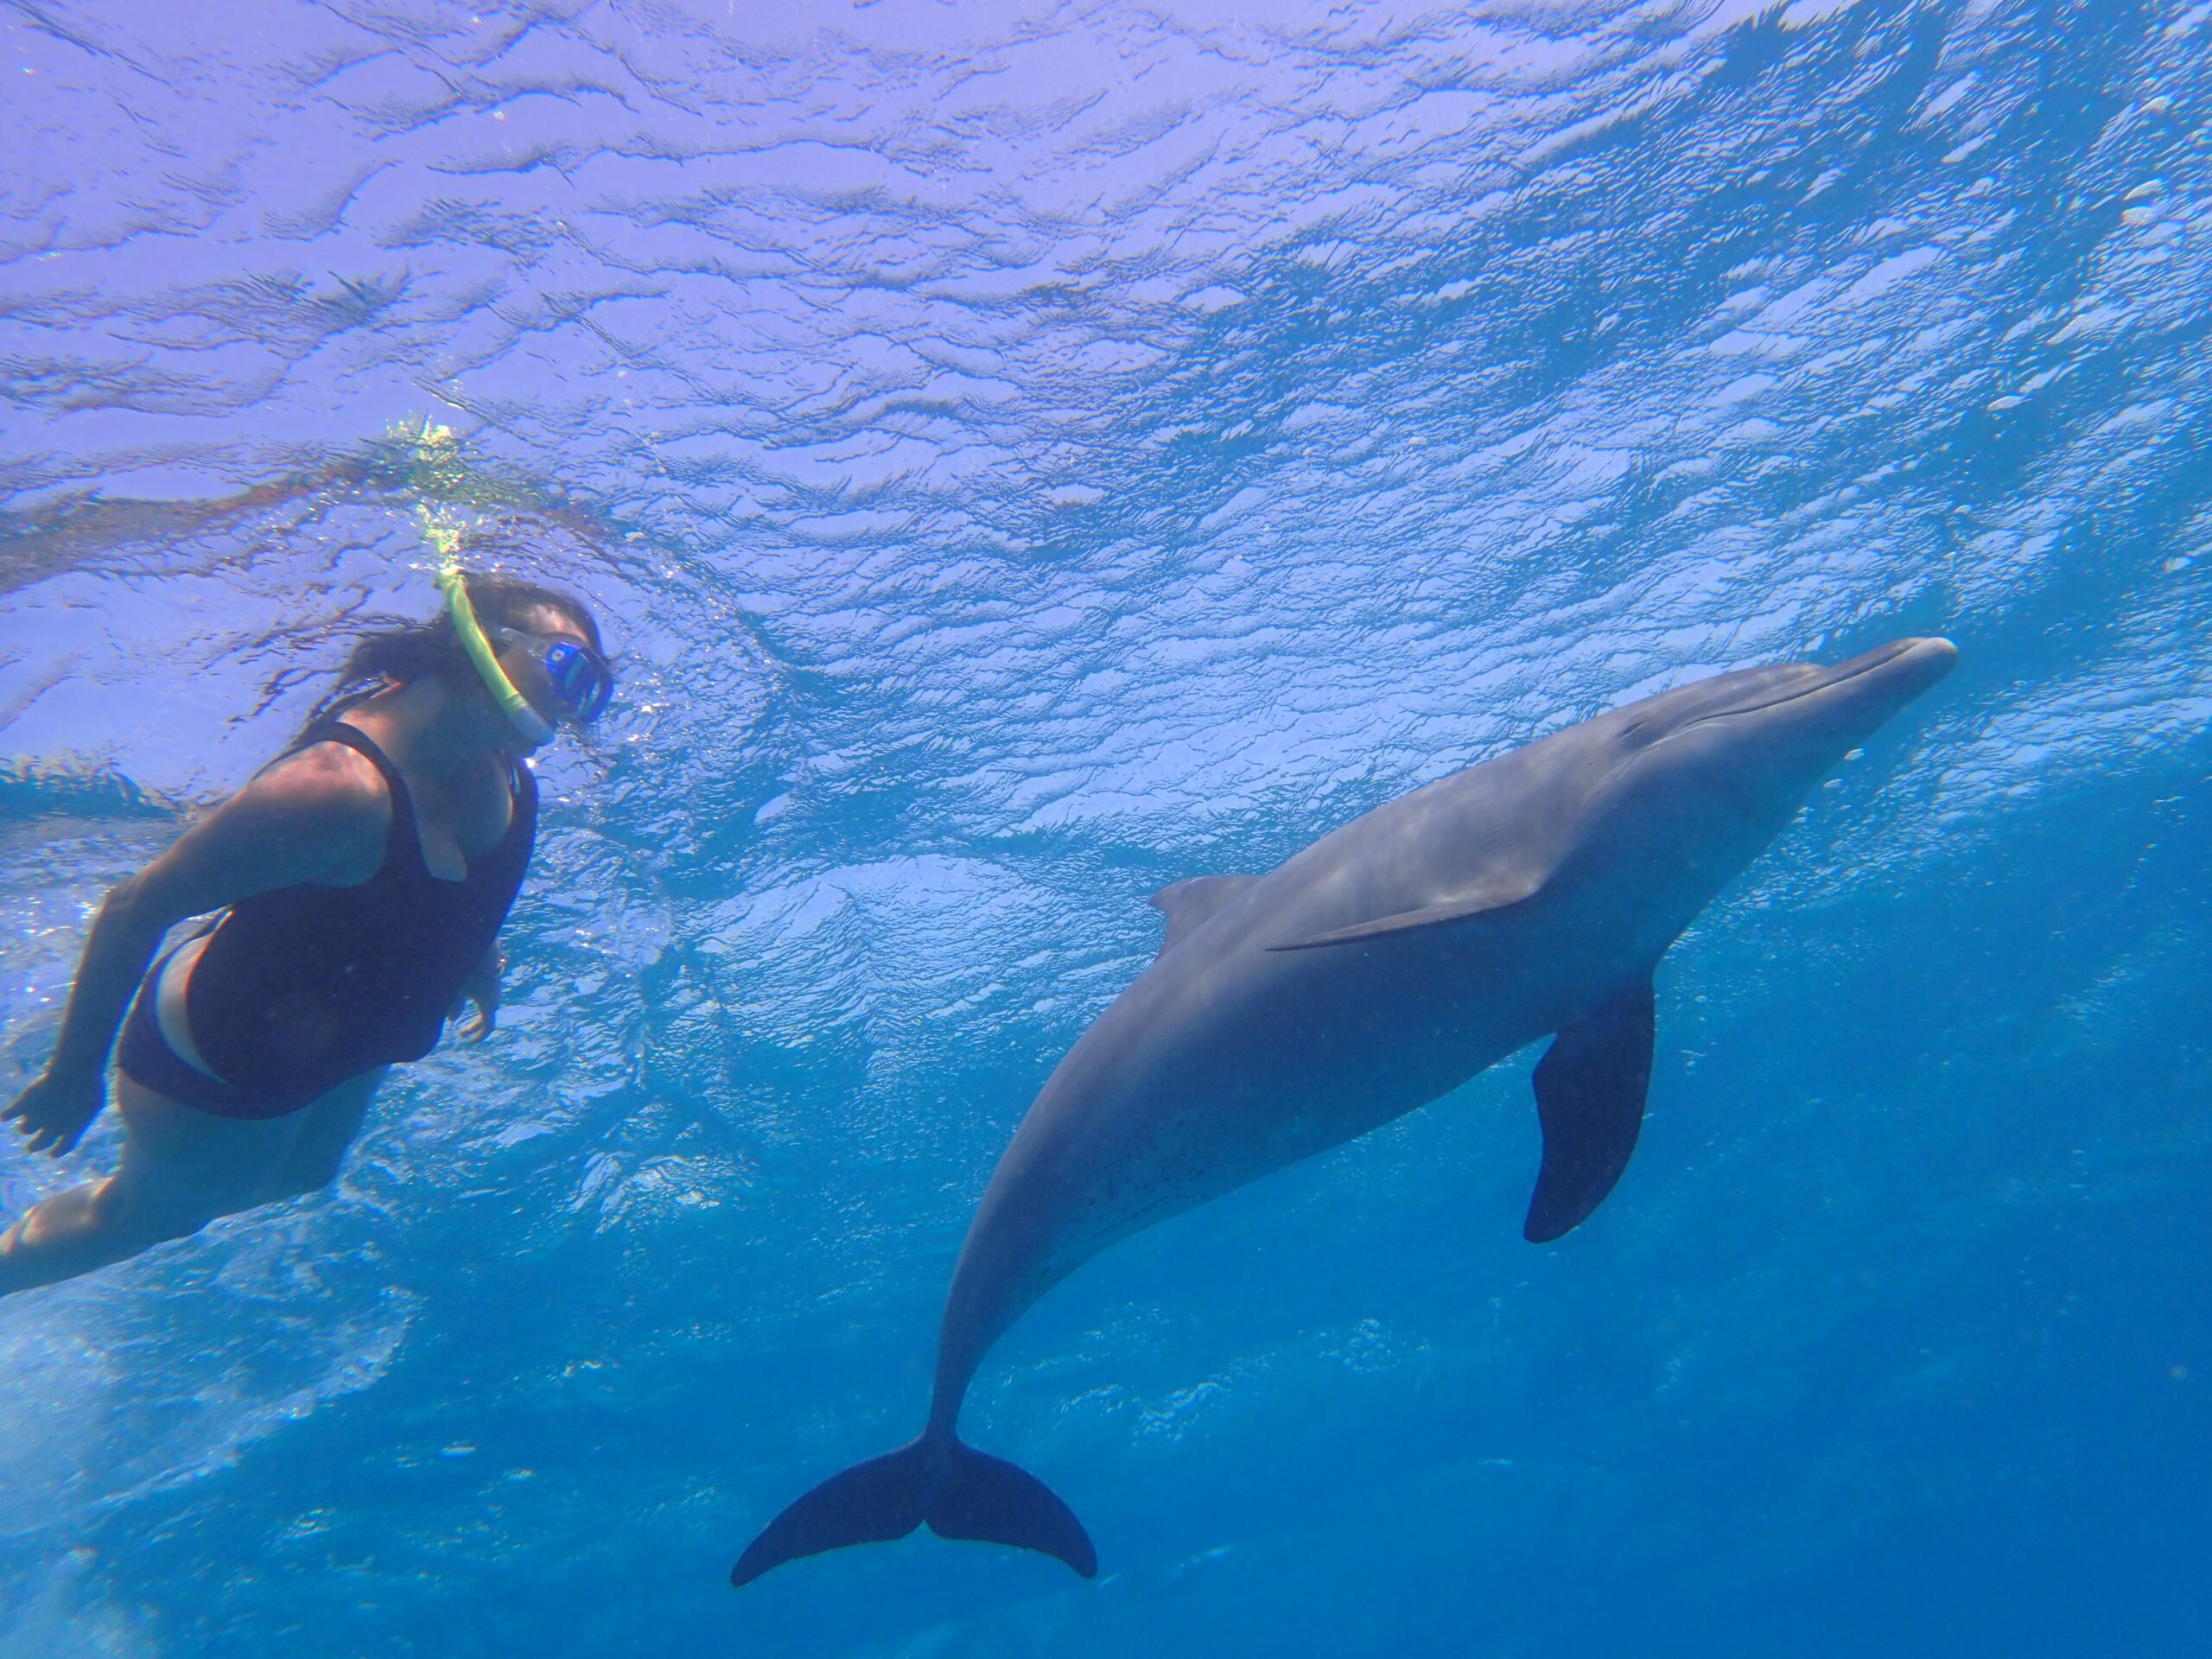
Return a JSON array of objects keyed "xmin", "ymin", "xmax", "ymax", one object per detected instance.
[{"xmin": 0, "ymin": 568, "xmax": 613, "ymax": 1295}]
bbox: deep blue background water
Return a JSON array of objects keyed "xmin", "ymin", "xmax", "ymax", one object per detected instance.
[{"xmin": 2, "ymin": 1, "xmax": 2208, "ymax": 1654}]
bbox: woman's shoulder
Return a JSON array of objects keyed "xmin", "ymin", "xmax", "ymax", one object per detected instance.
[
  {"xmin": 238, "ymin": 735, "xmax": 392, "ymax": 836},
  {"xmin": 146, "ymin": 733, "xmax": 394, "ymax": 900}
]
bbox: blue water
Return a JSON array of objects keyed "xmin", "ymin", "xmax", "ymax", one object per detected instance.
[{"xmin": 3, "ymin": 1, "xmax": 2209, "ymax": 1652}]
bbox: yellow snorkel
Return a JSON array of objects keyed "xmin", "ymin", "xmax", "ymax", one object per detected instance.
[{"xmin": 435, "ymin": 563, "xmax": 556, "ymax": 747}]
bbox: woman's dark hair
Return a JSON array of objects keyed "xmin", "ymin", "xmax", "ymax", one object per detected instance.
[{"xmin": 302, "ymin": 571, "xmax": 604, "ymax": 732}]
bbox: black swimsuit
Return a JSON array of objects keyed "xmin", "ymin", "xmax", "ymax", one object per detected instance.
[{"xmin": 118, "ymin": 722, "xmax": 537, "ymax": 1121}]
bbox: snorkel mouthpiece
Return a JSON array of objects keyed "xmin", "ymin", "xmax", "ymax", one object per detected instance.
[{"xmin": 436, "ymin": 563, "xmax": 557, "ymax": 747}]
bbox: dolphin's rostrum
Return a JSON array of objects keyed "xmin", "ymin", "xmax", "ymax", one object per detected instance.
[{"xmin": 731, "ymin": 637, "xmax": 1960, "ymax": 1587}]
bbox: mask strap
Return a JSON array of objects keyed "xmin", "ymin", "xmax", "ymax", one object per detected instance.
[{"xmin": 435, "ymin": 563, "xmax": 555, "ymax": 746}]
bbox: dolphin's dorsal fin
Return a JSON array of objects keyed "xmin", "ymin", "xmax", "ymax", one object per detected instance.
[
  {"xmin": 1148, "ymin": 875, "xmax": 1262, "ymax": 956},
  {"xmin": 1522, "ymin": 975, "xmax": 1656, "ymax": 1243},
  {"xmin": 1266, "ymin": 868, "xmax": 1546, "ymax": 951}
]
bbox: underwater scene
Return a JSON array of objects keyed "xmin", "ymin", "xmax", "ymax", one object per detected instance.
[{"xmin": 2, "ymin": 1, "xmax": 2208, "ymax": 1654}]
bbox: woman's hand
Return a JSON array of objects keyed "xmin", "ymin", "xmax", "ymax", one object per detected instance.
[
  {"xmin": 3, "ymin": 1069, "xmax": 106, "ymax": 1158},
  {"xmin": 454, "ymin": 948, "xmax": 503, "ymax": 1042}
]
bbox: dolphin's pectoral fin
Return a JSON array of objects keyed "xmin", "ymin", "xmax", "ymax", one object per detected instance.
[
  {"xmin": 1150, "ymin": 874, "xmax": 1262, "ymax": 955},
  {"xmin": 1523, "ymin": 976, "xmax": 1656, "ymax": 1243},
  {"xmin": 1266, "ymin": 869, "xmax": 1546, "ymax": 951}
]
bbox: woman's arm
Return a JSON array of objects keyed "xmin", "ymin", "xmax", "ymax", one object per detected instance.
[
  {"xmin": 48, "ymin": 897, "xmax": 159, "ymax": 1089},
  {"xmin": 4, "ymin": 745, "xmax": 388, "ymax": 1155}
]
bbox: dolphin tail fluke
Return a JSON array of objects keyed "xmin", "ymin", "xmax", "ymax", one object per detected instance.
[
  {"xmin": 730, "ymin": 1435, "xmax": 1096, "ymax": 1587},
  {"xmin": 925, "ymin": 1440, "xmax": 1096, "ymax": 1573},
  {"xmin": 730, "ymin": 1442, "xmax": 929, "ymax": 1586}
]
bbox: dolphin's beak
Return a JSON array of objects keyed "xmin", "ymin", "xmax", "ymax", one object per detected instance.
[
  {"xmin": 1632, "ymin": 634, "xmax": 1960, "ymax": 839},
  {"xmin": 1815, "ymin": 635, "xmax": 1960, "ymax": 700},
  {"xmin": 1687, "ymin": 636, "xmax": 1959, "ymax": 730},
  {"xmin": 1808, "ymin": 635, "xmax": 1961, "ymax": 724}
]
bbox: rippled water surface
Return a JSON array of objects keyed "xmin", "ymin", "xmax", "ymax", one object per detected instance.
[{"xmin": 3, "ymin": 2, "xmax": 2209, "ymax": 1654}]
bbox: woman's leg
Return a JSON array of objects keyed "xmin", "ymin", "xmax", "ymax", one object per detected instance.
[
  {"xmin": 269, "ymin": 1066, "xmax": 386, "ymax": 1199},
  {"xmin": 0, "ymin": 1068, "xmax": 381, "ymax": 1297}
]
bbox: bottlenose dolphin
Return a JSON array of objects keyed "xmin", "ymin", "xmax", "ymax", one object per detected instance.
[{"xmin": 732, "ymin": 636, "xmax": 1959, "ymax": 1587}]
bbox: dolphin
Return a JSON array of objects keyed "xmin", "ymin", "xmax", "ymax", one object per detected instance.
[{"xmin": 731, "ymin": 636, "xmax": 1960, "ymax": 1587}]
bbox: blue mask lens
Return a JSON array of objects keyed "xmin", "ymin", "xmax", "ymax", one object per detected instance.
[{"xmin": 543, "ymin": 640, "xmax": 614, "ymax": 721}]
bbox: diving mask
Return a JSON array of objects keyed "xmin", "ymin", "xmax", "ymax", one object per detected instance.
[{"xmin": 435, "ymin": 564, "xmax": 613, "ymax": 746}]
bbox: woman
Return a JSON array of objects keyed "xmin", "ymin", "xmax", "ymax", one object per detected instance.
[{"xmin": 0, "ymin": 567, "xmax": 613, "ymax": 1295}]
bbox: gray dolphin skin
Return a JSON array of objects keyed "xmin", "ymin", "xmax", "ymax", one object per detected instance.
[{"xmin": 732, "ymin": 636, "xmax": 1960, "ymax": 1588}]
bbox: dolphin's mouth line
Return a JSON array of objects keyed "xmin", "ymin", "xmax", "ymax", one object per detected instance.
[{"xmin": 1672, "ymin": 639, "xmax": 1922, "ymax": 732}]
